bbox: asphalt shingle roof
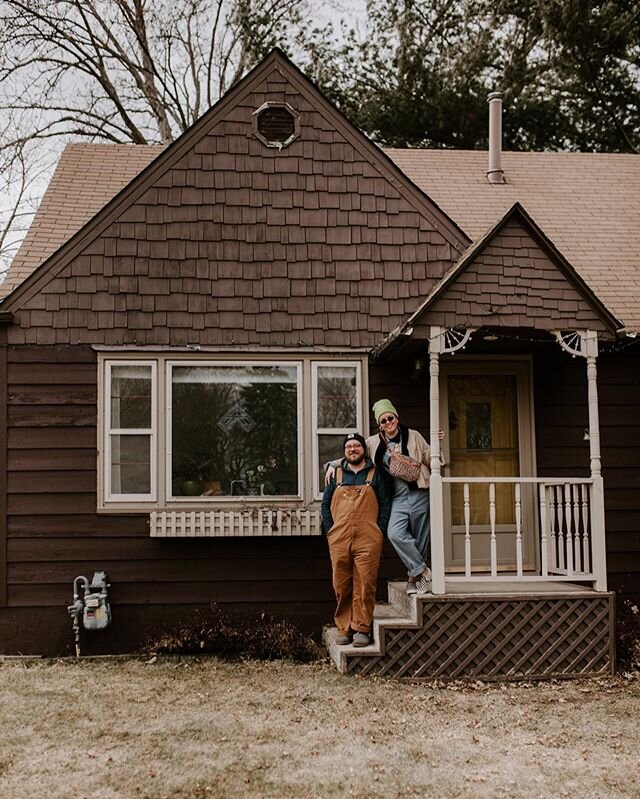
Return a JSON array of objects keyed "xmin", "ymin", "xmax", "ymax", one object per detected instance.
[
  {"xmin": 386, "ymin": 149, "xmax": 640, "ymax": 331},
  {"xmin": 2, "ymin": 143, "xmax": 639, "ymax": 330}
]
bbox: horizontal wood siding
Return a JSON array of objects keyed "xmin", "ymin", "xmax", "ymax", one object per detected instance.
[
  {"xmin": 0, "ymin": 327, "xmax": 7, "ymax": 606},
  {"xmin": 3, "ymin": 346, "xmax": 407, "ymax": 653},
  {"xmin": 4, "ymin": 342, "xmax": 638, "ymax": 654},
  {"xmin": 534, "ymin": 346, "xmax": 640, "ymax": 594}
]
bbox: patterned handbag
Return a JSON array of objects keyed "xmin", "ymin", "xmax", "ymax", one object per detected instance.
[{"xmin": 382, "ymin": 435, "xmax": 422, "ymax": 482}]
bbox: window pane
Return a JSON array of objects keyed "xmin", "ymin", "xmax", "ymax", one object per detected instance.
[
  {"xmin": 111, "ymin": 365, "xmax": 152, "ymax": 429},
  {"xmin": 317, "ymin": 366, "xmax": 357, "ymax": 428},
  {"xmin": 111, "ymin": 434, "xmax": 151, "ymax": 494},
  {"xmin": 171, "ymin": 364, "xmax": 299, "ymax": 497},
  {"xmin": 317, "ymin": 433, "xmax": 348, "ymax": 494}
]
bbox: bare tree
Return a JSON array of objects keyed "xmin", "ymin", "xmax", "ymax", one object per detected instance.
[
  {"xmin": 0, "ymin": 131, "xmax": 58, "ymax": 279},
  {"xmin": 0, "ymin": 0, "xmax": 311, "ymax": 147},
  {"xmin": 0, "ymin": 0, "xmax": 323, "ymax": 276}
]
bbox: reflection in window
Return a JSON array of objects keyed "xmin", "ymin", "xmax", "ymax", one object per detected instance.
[
  {"xmin": 314, "ymin": 364, "xmax": 359, "ymax": 493},
  {"xmin": 317, "ymin": 366, "xmax": 357, "ymax": 428},
  {"xmin": 466, "ymin": 402, "xmax": 492, "ymax": 450},
  {"xmin": 109, "ymin": 364, "xmax": 153, "ymax": 496},
  {"xmin": 171, "ymin": 364, "xmax": 299, "ymax": 497}
]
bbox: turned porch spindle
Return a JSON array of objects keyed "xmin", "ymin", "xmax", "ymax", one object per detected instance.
[
  {"xmin": 464, "ymin": 482, "xmax": 471, "ymax": 577},
  {"xmin": 539, "ymin": 485, "xmax": 548, "ymax": 576},
  {"xmin": 489, "ymin": 482, "xmax": 497, "ymax": 577},
  {"xmin": 515, "ymin": 482, "xmax": 523, "ymax": 576}
]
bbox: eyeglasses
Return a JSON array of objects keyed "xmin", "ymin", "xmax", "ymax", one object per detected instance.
[{"xmin": 379, "ymin": 416, "xmax": 396, "ymax": 425}]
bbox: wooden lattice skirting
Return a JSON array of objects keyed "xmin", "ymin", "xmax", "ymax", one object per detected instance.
[{"xmin": 345, "ymin": 593, "xmax": 615, "ymax": 681}]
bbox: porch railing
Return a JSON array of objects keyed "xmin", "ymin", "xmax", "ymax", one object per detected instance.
[{"xmin": 441, "ymin": 477, "xmax": 598, "ymax": 583}]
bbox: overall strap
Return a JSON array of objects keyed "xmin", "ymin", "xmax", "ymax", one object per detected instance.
[
  {"xmin": 365, "ymin": 466, "xmax": 376, "ymax": 485},
  {"xmin": 335, "ymin": 466, "xmax": 343, "ymax": 486}
]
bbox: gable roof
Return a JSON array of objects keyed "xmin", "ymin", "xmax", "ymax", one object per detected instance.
[
  {"xmin": 385, "ymin": 149, "xmax": 640, "ymax": 331},
  {"xmin": 378, "ymin": 203, "xmax": 621, "ymax": 354},
  {"xmin": 0, "ymin": 49, "xmax": 473, "ymax": 350},
  {"xmin": 0, "ymin": 143, "xmax": 165, "ymax": 298},
  {"xmin": 2, "ymin": 56, "xmax": 639, "ymax": 333}
]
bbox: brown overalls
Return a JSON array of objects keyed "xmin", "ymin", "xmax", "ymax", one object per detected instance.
[{"xmin": 327, "ymin": 466, "xmax": 384, "ymax": 635}]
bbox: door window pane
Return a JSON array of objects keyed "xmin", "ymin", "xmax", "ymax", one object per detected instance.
[{"xmin": 171, "ymin": 364, "xmax": 299, "ymax": 497}]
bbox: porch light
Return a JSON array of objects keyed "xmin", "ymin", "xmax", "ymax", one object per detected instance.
[{"xmin": 482, "ymin": 333, "xmax": 498, "ymax": 342}]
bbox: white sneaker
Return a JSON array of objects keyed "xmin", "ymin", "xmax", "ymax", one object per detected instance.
[{"xmin": 415, "ymin": 569, "xmax": 432, "ymax": 594}]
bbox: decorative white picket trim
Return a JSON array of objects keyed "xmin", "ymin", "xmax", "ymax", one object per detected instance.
[
  {"xmin": 443, "ymin": 477, "xmax": 596, "ymax": 583},
  {"xmin": 150, "ymin": 508, "xmax": 323, "ymax": 537}
]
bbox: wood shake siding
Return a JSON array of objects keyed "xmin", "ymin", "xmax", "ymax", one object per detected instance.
[
  {"xmin": 413, "ymin": 217, "xmax": 610, "ymax": 335},
  {"xmin": 5, "ymin": 56, "xmax": 467, "ymax": 349}
]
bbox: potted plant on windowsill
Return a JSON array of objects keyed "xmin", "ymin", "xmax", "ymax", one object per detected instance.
[{"xmin": 177, "ymin": 455, "xmax": 214, "ymax": 496}]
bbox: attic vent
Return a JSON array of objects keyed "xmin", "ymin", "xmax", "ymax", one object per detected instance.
[{"xmin": 253, "ymin": 102, "xmax": 299, "ymax": 148}]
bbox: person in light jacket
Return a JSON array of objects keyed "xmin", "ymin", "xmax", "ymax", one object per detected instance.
[
  {"xmin": 326, "ymin": 399, "xmax": 435, "ymax": 594},
  {"xmin": 368, "ymin": 399, "xmax": 433, "ymax": 594}
]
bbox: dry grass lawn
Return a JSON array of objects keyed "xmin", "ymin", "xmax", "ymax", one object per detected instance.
[{"xmin": 0, "ymin": 657, "xmax": 638, "ymax": 799}]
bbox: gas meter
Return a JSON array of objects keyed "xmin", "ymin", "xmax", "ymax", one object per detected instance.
[{"xmin": 67, "ymin": 571, "xmax": 111, "ymax": 656}]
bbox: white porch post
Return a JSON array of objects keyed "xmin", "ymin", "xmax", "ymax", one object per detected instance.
[
  {"xmin": 584, "ymin": 330, "xmax": 608, "ymax": 591},
  {"xmin": 429, "ymin": 326, "xmax": 445, "ymax": 594}
]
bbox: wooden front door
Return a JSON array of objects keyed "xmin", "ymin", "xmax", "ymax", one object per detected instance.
[{"xmin": 441, "ymin": 360, "xmax": 537, "ymax": 571}]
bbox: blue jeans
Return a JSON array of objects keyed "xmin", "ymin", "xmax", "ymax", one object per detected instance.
[{"xmin": 387, "ymin": 488, "xmax": 430, "ymax": 577}]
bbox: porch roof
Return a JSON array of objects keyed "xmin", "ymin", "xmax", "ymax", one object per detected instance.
[{"xmin": 386, "ymin": 148, "xmax": 640, "ymax": 332}]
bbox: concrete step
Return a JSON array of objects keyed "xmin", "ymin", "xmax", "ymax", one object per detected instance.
[{"xmin": 323, "ymin": 583, "xmax": 421, "ymax": 674}]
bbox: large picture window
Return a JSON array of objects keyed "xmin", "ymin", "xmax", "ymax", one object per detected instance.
[
  {"xmin": 99, "ymin": 356, "xmax": 364, "ymax": 509},
  {"xmin": 169, "ymin": 363, "xmax": 300, "ymax": 498}
]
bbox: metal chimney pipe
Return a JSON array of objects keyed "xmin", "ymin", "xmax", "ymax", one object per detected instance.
[{"xmin": 487, "ymin": 91, "xmax": 504, "ymax": 184}]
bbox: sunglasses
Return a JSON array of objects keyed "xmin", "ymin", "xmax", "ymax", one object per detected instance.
[{"xmin": 379, "ymin": 416, "xmax": 396, "ymax": 425}]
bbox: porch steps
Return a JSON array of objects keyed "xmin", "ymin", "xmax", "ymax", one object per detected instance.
[{"xmin": 323, "ymin": 580, "xmax": 615, "ymax": 681}]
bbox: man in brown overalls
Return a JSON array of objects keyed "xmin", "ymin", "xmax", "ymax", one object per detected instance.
[{"xmin": 321, "ymin": 433, "xmax": 391, "ymax": 647}]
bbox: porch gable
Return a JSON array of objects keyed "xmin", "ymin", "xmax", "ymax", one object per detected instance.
[{"xmin": 408, "ymin": 203, "xmax": 621, "ymax": 338}]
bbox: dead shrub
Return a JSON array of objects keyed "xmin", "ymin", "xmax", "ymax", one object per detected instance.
[
  {"xmin": 144, "ymin": 605, "xmax": 324, "ymax": 663},
  {"xmin": 616, "ymin": 595, "xmax": 640, "ymax": 672}
]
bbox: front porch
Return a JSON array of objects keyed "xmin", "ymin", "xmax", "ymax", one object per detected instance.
[
  {"xmin": 426, "ymin": 326, "xmax": 608, "ymax": 596},
  {"xmin": 325, "ymin": 579, "xmax": 615, "ymax": 680}
]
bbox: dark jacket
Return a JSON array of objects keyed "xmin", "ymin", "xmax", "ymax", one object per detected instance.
[{"xmin": 321, "ymin": 457, "xmax": 392, "ymax": 535}]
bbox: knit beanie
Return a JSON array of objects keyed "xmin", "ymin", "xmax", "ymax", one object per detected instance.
[
  {"xmin": 343, "ymin": 432, "xmax": 367, "ymax": 451},
  {"xmin": 372, "ymin": 398, "xmax": 398, "ymax": 423}
]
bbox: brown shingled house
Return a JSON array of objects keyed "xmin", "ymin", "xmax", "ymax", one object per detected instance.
[{"xmin": 1, "ymin": 49, "xmax": 638, "ymax": 679}]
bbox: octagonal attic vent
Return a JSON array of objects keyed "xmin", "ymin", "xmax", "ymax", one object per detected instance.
[{"xmin": 253, "ymin": 102, "xmax": 299, "ymax": 148}]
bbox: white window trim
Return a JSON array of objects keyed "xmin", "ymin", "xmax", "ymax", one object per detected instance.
[
  {"xmin": 311, "ymin": 361, "xmax": 364, "ymax": 501},
  {"xmin": 165, "ymin": 359, "xmax": 303, "ymax": 503},
  {"xmin": 97, "ymin": 353, "xmax": 367, "ymax": 513},
  {"xmin": 103, "ymin": 359, "xmax": 157, "ymax": 503}
]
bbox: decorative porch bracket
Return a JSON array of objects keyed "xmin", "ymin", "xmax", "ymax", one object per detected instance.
[
  {"xmin": 554, "ymin": 330, "xmax": 607, "ymax": 591},
  {"xmin": 428, "ymin": 327, "xmax": 476, "ymax": 594}
]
